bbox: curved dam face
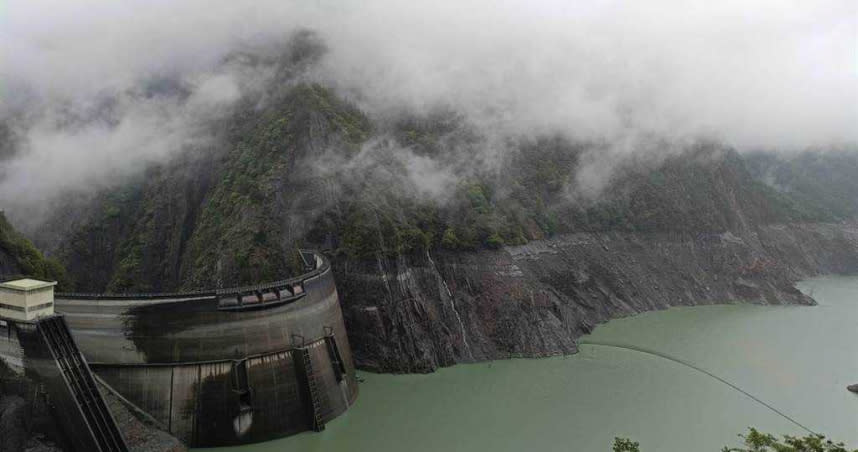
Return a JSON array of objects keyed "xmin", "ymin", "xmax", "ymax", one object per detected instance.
[{"xmin": 53, "ymin": 253, "xmax": 358, "ymax": 447}]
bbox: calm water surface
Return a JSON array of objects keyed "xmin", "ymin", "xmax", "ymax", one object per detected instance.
[{"xmin": 201, "ymin": 276, "xmax": 858, "ymax": 452}]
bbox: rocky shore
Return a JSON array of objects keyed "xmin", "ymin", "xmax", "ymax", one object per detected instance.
[{"xmin": 337, "ymin": 222, "xmax": 858, "ymax": 372}]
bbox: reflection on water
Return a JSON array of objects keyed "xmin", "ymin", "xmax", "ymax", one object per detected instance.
[{"xmin": 199, "ymin": 276, "xmax": 858, "ymax": 452}]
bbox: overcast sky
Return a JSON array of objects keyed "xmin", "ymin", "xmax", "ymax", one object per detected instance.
[{"xmin": 0, "ymin": 0, "xmax": 856, "ymax": 214}]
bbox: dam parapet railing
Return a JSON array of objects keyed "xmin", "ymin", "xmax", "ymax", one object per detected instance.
[{"xmin": 56, "ymin": 250, "xmax": 328, "ymax": 312}]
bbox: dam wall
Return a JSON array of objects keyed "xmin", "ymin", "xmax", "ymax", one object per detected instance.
[{"xmin": 54, "ymin": 252, "xmax": 358, "ymax": 447}]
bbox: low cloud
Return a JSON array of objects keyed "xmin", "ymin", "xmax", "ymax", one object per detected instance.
[{"xmin": 0, "ymin": 0, "xmax": 854, "ymax": 221}]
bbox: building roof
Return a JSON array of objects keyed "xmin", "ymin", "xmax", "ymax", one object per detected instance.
[{"xmin": 0, "ymin": 278, "xmax": 57, "ymax": 291}]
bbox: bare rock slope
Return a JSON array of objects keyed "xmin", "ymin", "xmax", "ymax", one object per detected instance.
[{"xmin": 338, "ymin": 223, "xmax": 858, "ymax": 372}]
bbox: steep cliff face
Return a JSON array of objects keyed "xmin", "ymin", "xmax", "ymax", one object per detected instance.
[
  {"xmin": 37, "ymin": 83, "xmax": 370, "ymax": 292},
  {"xmin": 337, "ymin": 222, "xmax": 858, "ymax": 372}
]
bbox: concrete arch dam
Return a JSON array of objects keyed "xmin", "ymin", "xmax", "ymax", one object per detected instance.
[{"xmin": 54, "ymin": 252, "xmax": 358, "ymax": 448}]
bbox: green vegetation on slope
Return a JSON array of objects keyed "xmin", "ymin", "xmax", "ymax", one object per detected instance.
[
  {"xmin": 320, "ymin": 137, "xmax": 829, "ymax": 260},
  {"xmin": 570, "ymin": 146, "xmax": 825, "ymax": 233},
  {"xmin": 181, "ymin": 83, "xmax": 373, "ymax": 288},
  {"xmin": 57, "ymin": 184, "xmax": 145, "ymax": 292},
  {"xmin": 746, "ymin": 151, "xmax": 858, "ymax": 221},
  {"xmin": 0, "ymin": 212, "xmax": 71, "ymax": 289},
  {"xmin": 613, "ymin": 428, "xmax": 857, "ymax": 452}
]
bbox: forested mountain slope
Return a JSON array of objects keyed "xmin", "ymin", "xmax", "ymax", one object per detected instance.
[
  {"xmin": 746, "ymin": 150, "xmax": 858, "ymax": 221},
  {"xmin": 0, "ymin": 212, "xmax": 70, "ymax": 288},
  {"xmin": 31, "ymin": 81, "xmax": 840, "ymax": 294},
  {"xmin": 8, "ymin": 40, "xmax": 856, "ymax": 371}
]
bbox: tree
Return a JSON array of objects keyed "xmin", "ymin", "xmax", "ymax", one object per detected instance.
[
  {"xmin": 721, "ymin": 428, "xmax": 856, "ymax": 452},
  {"xmin": 440, "ymin": 228, "xmax": 460, "ymax": 249},
  {"xmin": 613, "ymin": 438, "xmax": 640, "ymax": 452},
  {"xmin": 613, "ymin": 428, "xmax": 857, "ymax": 452}
]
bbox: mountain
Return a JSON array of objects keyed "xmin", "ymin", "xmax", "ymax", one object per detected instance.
[
  {"xmin": 30, "ymin": 81, "xmax": 836, "ymax": 293},
  {"xmin": 14, "ymin": 44, "xmax": 858, "ymax": 371},
  {"xmin": 35, "ymin": 83, "xmax": 369, "ymax": 292}
]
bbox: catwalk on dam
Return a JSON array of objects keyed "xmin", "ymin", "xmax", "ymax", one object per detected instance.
[{"xmin": 54, "ymin": 251, "xmax": 358, "ymax": 448}]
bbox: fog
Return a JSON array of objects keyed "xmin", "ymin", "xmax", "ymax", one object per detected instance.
[{"xmin": 1, "ymin": 0, "xmax": 855, "ymax": 217}]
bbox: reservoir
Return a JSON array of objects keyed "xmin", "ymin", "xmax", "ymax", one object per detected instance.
[{"xmin": 200, "ymin": 276, "xmax": 858, "ymax": 451}]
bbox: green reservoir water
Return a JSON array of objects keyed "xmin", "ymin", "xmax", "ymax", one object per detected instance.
[{"xmin": 203, "ymin": 276, "xmax": 858, "ymax": 451}]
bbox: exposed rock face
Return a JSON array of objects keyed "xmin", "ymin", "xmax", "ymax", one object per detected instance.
[
  {"xmin": 0, "ymin": 395, "xmax": 28, "ymax": 452},
  {"xmin": 0, "ymin": 395, "xmax": 62, "ymax": 452},
  {"xmin": 337, "ymin": 222, "xmax": 858, "ymax": 373},
  {"xmin": 0, "ymin": 372, "xmax": 63, "ymax": 452}
]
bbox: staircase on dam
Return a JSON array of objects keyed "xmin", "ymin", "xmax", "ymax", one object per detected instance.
[
  {"xmin": 35, "ymin": 316, "xmax": 128, "ymax": 452},
  {"xmin": 324, "ymin": 329, "xmax": 346, "ymax": 383},
  {"xmin": 294, "ymin": 346, "xmax": 326, "ymax": 432}
]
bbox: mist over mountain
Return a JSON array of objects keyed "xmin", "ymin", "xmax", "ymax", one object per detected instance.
[
  {"xmin": 20, "ymin": 67, "xmax": 856, "ymax": 292},
  {"xmin": 0, "ymin": 1, "xmax": 854, "ymax": 292},
  {"xmin": 1, "ymin": 1, "xmax": 855, "ymax": 231}
]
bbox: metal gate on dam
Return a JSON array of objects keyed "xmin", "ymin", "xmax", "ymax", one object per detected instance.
[{"xmin": 54, "ymin": 251, "xmax": 358, "ymax": 447}]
